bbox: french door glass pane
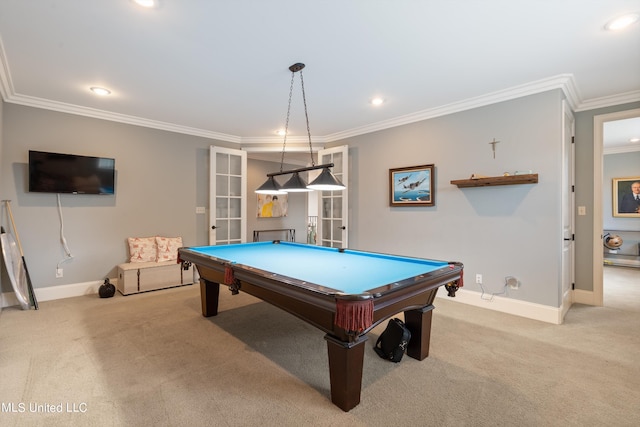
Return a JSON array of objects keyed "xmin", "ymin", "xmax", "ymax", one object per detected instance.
[
  {"xmin": 216, "ymin": 175, "xmax": 228, "ymax": 196},
  {"xmin": 229, "ymin": 198, "xmax": 241, "ymax": 218},
  {"xmin": 332, "ymin": 197, "xmax": 342, "ymax": 218},
  {"xmin": 216, "ymin": 153, "xmax": 229, "ymax": 174},
  {"xmin": 216, "ymin": 198, "xmax": 228, "ymax": 218},
  {"xmin": 229, "ymin": 219, "xmax": 241, "ymax": 240},
  {"xmin": 216, "ymin": 220, "xmax": 229, "ymax": 240},
  {"xmin": 229, "ymin": 155, "xmax": 242, "ymax": 175},
  {"xmin": 332, "ymin": 152, "xmax": 343, "ymax": 173},
  {"xmin": 230, "ymin": 176, "xmax": 242, "ymax": 196}
]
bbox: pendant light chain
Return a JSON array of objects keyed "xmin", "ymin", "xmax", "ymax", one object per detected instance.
[
  {"xmin": 255, "ymin": 62, "xmax": 345, "ymax": 194},
  {"xmin": 279, "ymin": 70, "xmax": 296, "ymax": 173},
  {"xmin": 299, "ymin": 70, "xmax": 316, "ymax": 167}
]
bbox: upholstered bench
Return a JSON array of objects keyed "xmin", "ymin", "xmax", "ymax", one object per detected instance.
[{"xmin": 116, "ymin": 236, "xmax": 195, "ymax": 295}]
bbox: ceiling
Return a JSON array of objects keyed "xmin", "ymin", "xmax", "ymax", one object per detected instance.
[{"xmin": 0, "ymin": 1, "xmax": 639, "ymax": 155}]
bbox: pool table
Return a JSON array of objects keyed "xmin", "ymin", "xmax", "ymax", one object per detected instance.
[{"xmin": 178, "ymin": 241, "xmax": 463, "ymax": 411}]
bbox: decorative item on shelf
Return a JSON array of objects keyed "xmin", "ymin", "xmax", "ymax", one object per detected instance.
[
  {"xmin": 99, "ymin": 278, "xmax": 116, "ymax": 298},
  {"xmin": 255, "ymin": 63, "xmax": 345, "ymax": 195}
]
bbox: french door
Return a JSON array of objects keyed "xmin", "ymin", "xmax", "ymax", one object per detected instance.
[
  {"xmin": 209, "ymin": 146, "xmax": 247, "ymax": 245},
  {"xmin": 316, "ymin": 145, "xmax": 349, "ymax": 248}
]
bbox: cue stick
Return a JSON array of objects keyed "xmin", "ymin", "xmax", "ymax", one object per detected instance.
[{"xmin": 4, "ymin": 200, "xmax": 39, "ymax": 309}]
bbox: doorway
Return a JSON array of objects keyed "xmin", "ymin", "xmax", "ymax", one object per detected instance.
[{"xmin": 594, "ymin": 108, "xmax": 640, "ymax": 306}]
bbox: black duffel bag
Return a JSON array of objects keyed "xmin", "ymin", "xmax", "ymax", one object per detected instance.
[{"xmin": 374, "ymin": 318, "xmax": 411, "ymax": 363}]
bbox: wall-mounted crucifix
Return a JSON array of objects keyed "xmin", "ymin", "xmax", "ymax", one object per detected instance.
[{"xmin": 489, "ymin": 138, "xmax": 500, "ymax": 159}]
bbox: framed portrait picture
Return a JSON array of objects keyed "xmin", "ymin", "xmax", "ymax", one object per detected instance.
[
  {"xmin": 612, "ymin": 177, "xmax": 640, "ymax": 217},
  {"xmin": 389, "ymin": 164, "xmax": 435, "ymax": 207}
]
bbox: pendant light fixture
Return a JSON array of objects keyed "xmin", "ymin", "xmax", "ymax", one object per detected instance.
[{"xmin": 255, "ymin": 63, "xmax": 345, "ymax": 194}]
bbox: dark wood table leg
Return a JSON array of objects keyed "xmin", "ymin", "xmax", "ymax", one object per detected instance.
[
  {"xmin": 200, "ymin": 279, "xmax": 220, "ymax": 317},
  {"xmin": 403, "ymin": 304, "xmax": 434, "ymax": 361},
  {"xmin": 324, "ymin": 334, "xmax": 368, "ymax": 412}
]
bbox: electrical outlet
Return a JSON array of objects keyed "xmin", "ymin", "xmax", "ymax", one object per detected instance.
[
  {"xmin": 56, "ymin": 268, "xmax": 63, "ymax": 278},
  {"xmin": 475, "ymin": 274, "xmax": 482, "ymax": 284}
]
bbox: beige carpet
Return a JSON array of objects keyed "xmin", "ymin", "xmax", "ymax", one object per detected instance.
[{"xmin": 1, "ymin": 266, "xmax": 638, "ymax": 426}]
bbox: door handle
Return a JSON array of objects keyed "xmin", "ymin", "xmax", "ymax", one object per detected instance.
[
  {"xmin": 338, "ymin": 226, "xmax": 346, "ymax": 230},
  {"xmin": 211, "ymin": 225, "xmax": 217, "ymax": 230}
]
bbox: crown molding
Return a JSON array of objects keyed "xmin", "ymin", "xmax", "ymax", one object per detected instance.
[
  {"xmin": 324, "ymin": 74, "xmax": 580, "ymax": 142},
  {"xmin": 0, "ymin": 37, "xmax": 14, "ymax": 101},
  {"xmin": 4, "ymin": 93, "xmax": 242, "ymax": 143},
  {"xmin": 575, "ymin": 90, "xmax": 640, "ymax": 112},
  {"xmin": 240, "ymin": 136, "xmax": 326, "ymax": 153},
  {"xmin": 603, "ymin": 144, "xmax": 640, "ymax": 155}
]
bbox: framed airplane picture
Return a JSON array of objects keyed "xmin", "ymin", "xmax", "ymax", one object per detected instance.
[{"xmin": 389, "ymin": 164, "xmax": 435, "ymax": 207}]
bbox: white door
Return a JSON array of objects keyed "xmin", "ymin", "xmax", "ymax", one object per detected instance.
[
  {"xmin": 316, "ymin": 145, "xmax": 349, "ymax": 248},
  {"xmin": 561, "ymin": 101, "xmax": 575, "ymax": 321},
  {"xmin": 209, "ymin": 146, "xmax": 247, "ymax": 245}
]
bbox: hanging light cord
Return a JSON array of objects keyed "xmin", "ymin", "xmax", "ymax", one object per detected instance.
[
  {"xmin": 299, "ymin": 70, "xmax": 315, "ymax": 167},
  {"xmin": 279, "ymin": 63, "xmax": 317, "ymax": 172},
  {"xmin": 279, "ymin": 69, "xmax": 296, "ymax": 173}
]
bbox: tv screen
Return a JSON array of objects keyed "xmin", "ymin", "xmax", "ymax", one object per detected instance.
[{"xmin": 29, "ymin": 150, "xmax": 116, "ymax": 195}]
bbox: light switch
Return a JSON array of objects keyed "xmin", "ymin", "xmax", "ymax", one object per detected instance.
[
  {"xmin": 196, "ymin": 207, "xmax": 206, "ymax": 214},
  {"xmin": 578, "ymin": 206, "xmax": 586, "ymax": 216}
]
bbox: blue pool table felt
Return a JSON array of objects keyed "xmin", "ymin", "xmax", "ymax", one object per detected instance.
[{"xmin": 190, "ymin": 241, "xmax": 448, "ymax": 294}]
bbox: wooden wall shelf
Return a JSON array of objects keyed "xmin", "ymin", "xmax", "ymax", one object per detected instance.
[{"xmin": 450, "ymin": 174, "xmax": 538, "ymax": 188}]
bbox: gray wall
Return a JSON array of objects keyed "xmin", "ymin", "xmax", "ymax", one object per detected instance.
[
  {"xmin": 0, "ymin": 103, "xmax": 234, "ymax": 290},
  {"xmin": 573, "ymin": 101, "xmax": 640, "ymax": 291},
  {"xmin": 332, "ymin": 90, "xmax": 564, "ymax": 307}
]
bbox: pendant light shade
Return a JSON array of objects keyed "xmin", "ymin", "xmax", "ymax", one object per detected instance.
[
  {"xmin": 255, "ymin": 176, "xmax": 286, "ymax": 195},
  {"xmin": 255, "ymin": 62, "xmax": 345, "ymax": 194},
  {"xmin": 307, "ymin": 167, "xmax": 346, "ymax": 191},
  {"xmin": 282, "ymin": 172, "xmax": 312, "ymax": 192}
]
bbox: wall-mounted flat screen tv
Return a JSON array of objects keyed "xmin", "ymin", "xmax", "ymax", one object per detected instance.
[{"xmin": 29, "ymin": 150, "xmax": 116, "ymax": 195}]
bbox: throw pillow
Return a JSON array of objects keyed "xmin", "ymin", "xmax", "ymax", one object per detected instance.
[
  {"xmin": 128, "ymin": 237, "xmax": 157, "ymax": 263},
  {"xmin": 156, "ymin": 236, "xmax": 183, "ymax": 262}
]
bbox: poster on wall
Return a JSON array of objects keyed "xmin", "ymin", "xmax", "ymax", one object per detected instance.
[
  {"xmin": 612, "ymin": 177, "xmax": 640, "ymax": 217},
  {"xmin": 257, "ymin": 194, "xmax": 288, "ymax": 218},
  {"xmin": 389, "ymin": 164, "xmax": 435, "ymax": 207}
]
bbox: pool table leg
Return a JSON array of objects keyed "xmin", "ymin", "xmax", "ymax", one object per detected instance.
[
  {"xmin": 403, "ymin": 304, "xmax": 434, "ymax": 361},
  {"xmin": 200, "ymin": 279, "xmax": 220, "ymax": 317},
  {"xmin": 324, "ymin": 334, "xmax": 368, "ymax": 412}
]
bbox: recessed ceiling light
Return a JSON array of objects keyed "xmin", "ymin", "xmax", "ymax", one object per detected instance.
[
  {"xmin": 90, "ymin": 87, "xmax": 111, "ymax": 96},
  {"xmin": 604, "ymin": 13, "xmax": 639, "ymax": 31},
  {"xmin": 276, "ymin": 129, "xmax": 286, "ymax": 136},
  {"xmin": 630, "ymin": 137, "xmax": 640, "ymax": 143},
  {"xmin": 133, "ymin": 0, "xmax": 156, "ymax": 8},
  {"xmin": 371, "ymin": 97, "xmax": 385, "ymax": 106}
]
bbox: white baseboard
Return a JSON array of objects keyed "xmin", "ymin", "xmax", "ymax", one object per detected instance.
[
  {"xmin": 3, "ymin": 279, "xmax": 572, "ymax": 325},
  {"xmin": 1, "ymin": 279, "xmax": 113, "ymax": 309},
  {"xmin": 572, "ymin": 289, "xmax": 599, "ymax": 306},
  {"xmin": 436, "ymin": 287, "xmax": 563, "ymax": 324}
]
